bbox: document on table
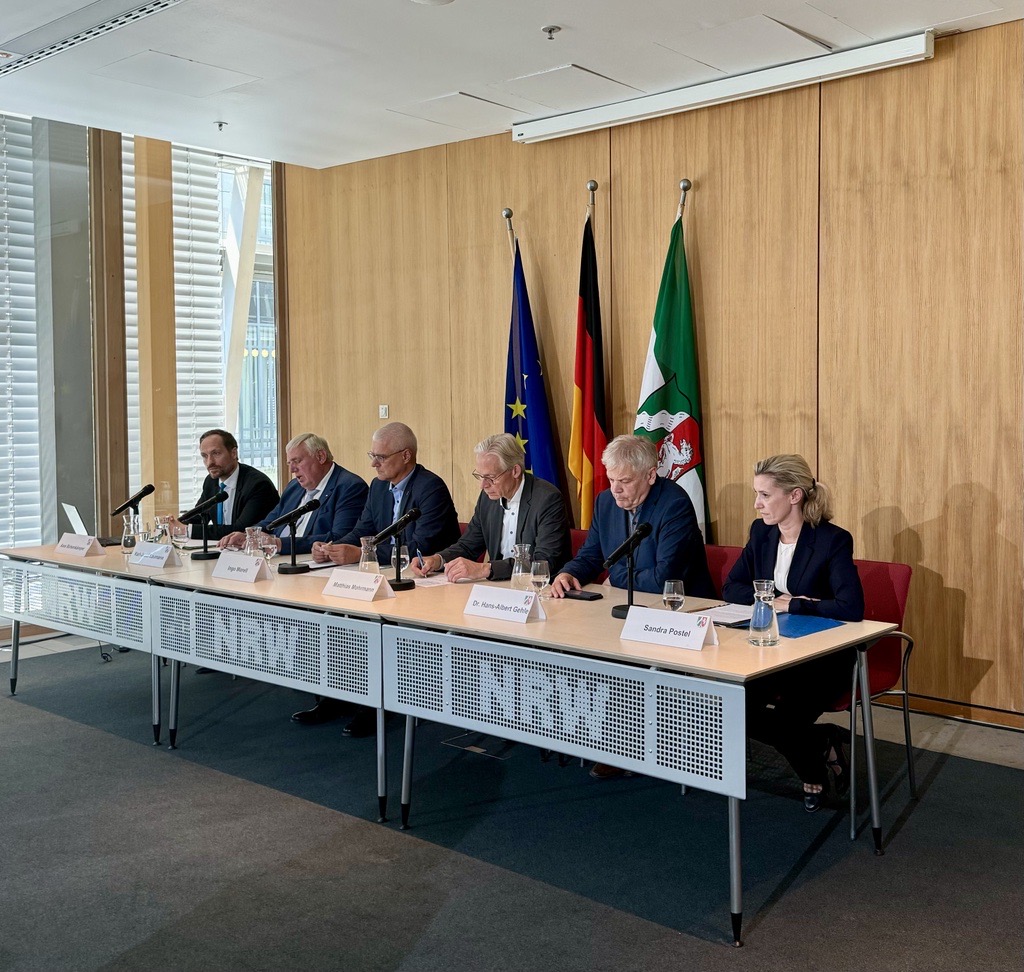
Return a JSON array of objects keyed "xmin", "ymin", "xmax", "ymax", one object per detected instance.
[
  {"xmin": 414, "ymin": 574, "xmax": 448, "ymax": 587},
  {"xmin": 693, "ymin": 603, "xmax": 754, "ymax": 628}
]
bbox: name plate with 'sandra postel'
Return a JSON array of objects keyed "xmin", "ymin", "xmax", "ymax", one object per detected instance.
[
  {"xmin": 212, "ymin": 551, "xmax": 273, "ymax": 583},
  {"xmin": 464, "ymin": 584, "xmax": 546, "ymax": 623},
  {"xmin": 620, "ymin": 605, "xmax": 718, "ymax": 651},
  {"xmin": 55, "ymin": 532, "xmax": 104, "ymax": 557}
]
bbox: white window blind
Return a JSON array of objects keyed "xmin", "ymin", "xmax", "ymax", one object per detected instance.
[
  {"xmin": 0, "ymin": 115, "xmax": 41, "ymax": 546},
  {"xmin": 122, "ymin": 137, "xmax": 140, "ymax": 492}
]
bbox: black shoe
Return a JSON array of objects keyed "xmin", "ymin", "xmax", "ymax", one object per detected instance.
[
  {"xmin": 826, "ymin": 725, "xmax": 851, "ymax": 797},
  {"xmin": 342, "ymin": 708, "xmax": 377, "ymax": 738},
  {"xmin": 291, "ymin": 698, "xmax": 347, "ymax": 725},
  {"xmin": 803, "ymin": 784, "xmax": 825, "ymax": 813},
  {"xmin": 196, "ymin": 666, "xmax": 216, "ymax": 675}
]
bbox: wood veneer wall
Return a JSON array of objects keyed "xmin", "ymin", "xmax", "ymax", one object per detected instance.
[{"xmin": 282, "ymin": 23, "xmax": 1024, "ymax": 722}]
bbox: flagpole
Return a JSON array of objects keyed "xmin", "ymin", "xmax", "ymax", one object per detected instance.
[
  {"xmin": 676, "ymin": 178, "xmax": 692, "ymax": 219},
  {"xmin": 501, "ymin": 207, "xmax": 516, "ymax": 257},
  {"xmin": 586, "ymin": 179, "xmax": 598, "ymax": 220}
]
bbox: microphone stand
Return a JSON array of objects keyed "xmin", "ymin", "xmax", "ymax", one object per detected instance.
[
  {"xmin": 190, "ymin": 516, "xmax": 220, "ymax": 561},
  {"xmin": 277, "ymin": 521, "xmax": 309, "ymax": 574},
  {"xmin": 611, "ymin": 548, "xmax": 636, "ymax": 619},
  {"xmin": 390, "ymin": 541, "xmax": 415, "ymax": 592}
]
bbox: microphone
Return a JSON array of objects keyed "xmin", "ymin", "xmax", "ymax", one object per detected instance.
[
  {"xmin": 111, "ymin": 483, "xmax": 155, "ymax": 517},
  {"xmin": 603, "ymin": 521, "xmax": 652, "ymax": 570},
  {"xmin": 178, "ymin": 490, "xmax": 229, "ymax": 525},
  {"xmin": 371, "ymin": 507, "xmax": 421, "ymax": 547},
  {"xmin": 264, "ymin": 497, "xmax": 321, "ymax": 534}
]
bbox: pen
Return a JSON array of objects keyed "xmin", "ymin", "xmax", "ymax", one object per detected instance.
[{"xmin": 416, "ymin": 549, "xmax": 425, "ymax": 571}]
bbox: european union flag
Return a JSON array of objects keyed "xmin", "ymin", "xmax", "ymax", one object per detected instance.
[{"xmin": 504, "ymin": 241, "xmax": 560, "ymax": 486}]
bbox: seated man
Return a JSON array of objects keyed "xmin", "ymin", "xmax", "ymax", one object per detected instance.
[
  {"xmin": 171, "ymin": 428, "xmax": 279, "ymax": 541},
  {"xmin": 297, "ymin": 422, "xmax": 460, "ymax": 734},
  {"xmin": 220, "ymin": 433, "xmax": 367, "ymax": 555},
  {"xmin": 412, "ymin": 433, "xmax": 571, "ymax": 583},
  {"xmin": 551, "ymin": 434, "xmax": 715, "ymax": 780},
  {"xmin": 551, "ymin": 434, "xmax": 715, "ymax": 601}
]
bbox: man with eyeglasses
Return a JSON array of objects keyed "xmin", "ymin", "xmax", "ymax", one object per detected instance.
[
  {"xmin": 298, "ymin": 421, "xmax": 460, "ymax": 732},
  {"xmin": 411, "ymin": 433, "xmax": 571, "ymax": 583}
]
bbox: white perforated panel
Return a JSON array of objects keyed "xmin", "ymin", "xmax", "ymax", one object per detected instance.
[
  {"xmin": 325, "ymin": 622, "xmax": 370, "ymax": 695},
  {"xmin": 383, "ymin": 625, "xmax": 746, "ymax": 798},
  {"xmin": 155, "ymin": 590, "xmax": 192, "ymax": 655}
]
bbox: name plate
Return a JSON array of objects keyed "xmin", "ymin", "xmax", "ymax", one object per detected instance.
[
  {"xmin": 323, "ymin": 570, "xmax": 395, "ymax": 601},
  {"xmin": 56, "ymin": 532, "xmax": 104, "ymax": 557},
  {"xmin": 212, "ymin": 551, "xmax": 273, "ymax": 583},
  {"xmin": 464, "ymin": 584, "xmax": 546, "ymax": 623},
  {"xmin": 128, "ymin": 542, "xmax": 182, "ymax": 568},
  {"xmin": 620, "ymin": 606, "xmax": 718, "ymax": 651}
]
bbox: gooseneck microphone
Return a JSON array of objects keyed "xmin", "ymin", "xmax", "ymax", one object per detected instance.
[
  {"xmin": 372, "ymin": 507, "xmax": 421, "ymax": 547},
  {"xmin": 603, "ymin": 521, "xmax": 652, "ymax": 570},
  {"xmin": 111, "ymin": 484, "xmax": 155, "ymax": 517},
  {"xmin": 264, "ymin": 498, "xmax": 321, "ymax": 534},
  {"xmin": 178, "ymin": 490, "xmax": 229, "ymax": 525}
]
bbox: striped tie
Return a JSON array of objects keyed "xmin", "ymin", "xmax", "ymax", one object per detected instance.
[{"xmin": 216, "ymin": 482, "xmax": 225, "ymax": 524}]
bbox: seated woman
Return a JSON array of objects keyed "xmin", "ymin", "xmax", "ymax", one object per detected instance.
[{"xmin": 723, "ymin": 454, "xmax": 864, "ymax": 812}]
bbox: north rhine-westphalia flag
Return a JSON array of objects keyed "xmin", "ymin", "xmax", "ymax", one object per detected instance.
[
  {"xmin": 633, "ymin": 217, "xmax": 710, "ymax": 539},
  {"xmin": 568, "ymin": 213, "xmax": 609, "ymax": 528},
  {"xmin": 505, "ymin": 240, "xmax": 560, "ymax": 487}
]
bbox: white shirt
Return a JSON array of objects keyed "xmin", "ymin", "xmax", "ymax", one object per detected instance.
[
  {"xmin": 295, "ymin": 466, "xmax": 334, "ymax": 537},
  {"xmin": 499, "ymin": 476, "xmax": 526, "ymax": 559},
  {"xmin": 219, "ymin": 465, "xmax": 241, "ymax": 525},
  {"xmin": 774, "ymin": 539, "xmax": 797, "ymax": 595}
]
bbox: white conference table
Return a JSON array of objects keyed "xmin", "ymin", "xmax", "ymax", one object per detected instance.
[{"xmin": 1, "ymin": 546, "xmax": 895, "ymax": 946}]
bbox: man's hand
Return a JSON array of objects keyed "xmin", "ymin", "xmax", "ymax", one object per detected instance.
[
  {"xmin": 410, "ymin": 554, "xmax": 442, "ymax": 577},
  {"xmin": 324, "ymin": 543, "xmax": 359, "ymax": 566},
  {"xmin": 550, "ymin": 572, "xmax": 581, "ymax": 598},
  {"xmin": 218, "ymin": 531, "xmax": 245, "ymax": 549},
  {"xmin": 443, "ymin": 557, "xmax": 490, "ymax": 583},
  {"xmin": 311, "ymin": 541, "xmax": 332, "ymax": 563}
]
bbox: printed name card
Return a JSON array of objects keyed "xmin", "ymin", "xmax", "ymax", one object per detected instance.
[
  {"xmin": 620, "ymin": 605, "xmax": 718, "ymax": 651},
  {"xmin": 463, "ymin": 584, "xmax": 546, "ymax": 623},
  {"xmin": 212, "ymin": 551, "xmax": 273, "ymax": 583},
  {"xmin": 128, "ymin": 542, "xmax": 182, "ymax": 568},
  {"xmin": 56, "ymin": 532, "xmax": 104, "ymax": 557},
  {"xmin": 323, "ymin": 570, "xmax": 395, "ymax": 601}
]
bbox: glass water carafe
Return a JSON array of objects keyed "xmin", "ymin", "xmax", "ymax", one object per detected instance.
[
  {"xmin": 358, "ymin": 537, "xmax": 379, "ymax": 573},
  {"xmin": 510, "ymin": 543, "xmax": 533, "ymax": 590},
  {"xmin": 748, "ymin": 579, "xmax": 780, "ymax": 647},
  {"xmin": 243, "ymin": 526, "xmax": 264, "ymax": 557},
  {"xmin": 121, "ymin": 513, "xmax": 140, "ymax": 554}
]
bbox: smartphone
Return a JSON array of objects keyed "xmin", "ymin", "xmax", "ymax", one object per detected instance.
[{"xmin": 563, "ymin": 589, "xmax": 603, "ymax": 601}]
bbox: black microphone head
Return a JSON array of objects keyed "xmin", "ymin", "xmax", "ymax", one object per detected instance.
[
  {"xmin": 306, "ymin": 498, "xmax": 321, "ymax": 511},
  {"xmin": 215, "ymin": 489, "xmax": 229, "ymax": 502},
  {"xmin": 405, "ymin": 506, "xmax": 421, "ymax": 522},
  {"xmin": 139, "ymin": 483, "xmax": 155, "ymax": 499},
  {"xmin": 635, "ymin": 521, "xmax": 652, "ymax": 538}
]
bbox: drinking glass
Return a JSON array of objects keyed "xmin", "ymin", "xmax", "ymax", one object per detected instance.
[
  {"xmin": 169, "ymin": 523, "xmax": 190, "ymax": 550},
  {"xmin": 392, "ymin": 544, "xmax": 410, "ymax": 574},
  {"xmin": 153, "ymin": 515, "xmax": 170, "ymax": 543},
  {"xmin": 261, "ymin": 538, "xmax": 278, "ymax": 561},
  {"xmin": 662, "ymin": 579, "xmax": 685, "ymax": 611},
  {"xmin": 530, "ymin": 560, "xmax": 550, "ymax": 598}
]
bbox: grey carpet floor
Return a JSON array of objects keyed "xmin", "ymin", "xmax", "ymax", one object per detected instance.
[{"xmin": 1, "ymin": 648, "xmax": 1021, "ymax": 971}]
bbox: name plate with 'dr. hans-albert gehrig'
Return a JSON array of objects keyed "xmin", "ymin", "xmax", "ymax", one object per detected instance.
[
  {"xmin": 620, "ymin": 605, "xmax": 718, "ymax": 651},
  {"xmin": 464, "ymin": 584, "xmax": 546, "ymax": 623}
]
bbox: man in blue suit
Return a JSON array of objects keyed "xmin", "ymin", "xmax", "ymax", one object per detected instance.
[
  {"xmin": 219, "ymin": 432, "xmax": 367, "ymax": 555},
  {"xmin": 551, "ymin": 434, "xmax": 715, "ymax": 601},
  {"xmin": 297, "ymin": 421, "xmax": 460, "ymax": 732}
]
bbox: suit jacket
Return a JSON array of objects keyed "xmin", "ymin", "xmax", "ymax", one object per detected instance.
[
  {"xmin": 561, "ymin": 476, "xmax": 715, "ymax": 598},
  {"xmin": 257, "ymin": 463, "xmax": 368, "ymax": 555},
  {"xmin": 722, "ymin": 518, "xmax": 864, "ymax": 621},
  {"xmin": 190, "ymin": 463, "xmax": 280, "ymax": 541},
  {"xmin": 437, "ymin": 474, "xmax": 572, "ymax": 581},
  {"xmin": 335, "ymin": 464, "xmax": 461, "ymax": 563}
]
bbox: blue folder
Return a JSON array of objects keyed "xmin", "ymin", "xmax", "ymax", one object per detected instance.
[{"xmin": 778, "ymin": 614, "xmax": 844, "ymax": 639}]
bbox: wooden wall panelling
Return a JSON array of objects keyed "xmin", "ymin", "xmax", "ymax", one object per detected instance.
[
  {"xmin": 819, "ymin": 25, "xmax": 1024, "ymax": 713},
  {"xmin": 446, "ymin": 131, "xmax": 611, "ymax": 521},
  {"xmin": 286, "ymin": 146, "xmax": 453, "ymax": 489},
  {"xmin": 133, "ymin": 136, "xmax": 178, "ymax": 519},
  {"xmin": 611, "ymin": 89, "xmax": 820, "ymax": 546}
]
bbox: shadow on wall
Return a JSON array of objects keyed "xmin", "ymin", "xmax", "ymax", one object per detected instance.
[
  {"xmin": 710, "ymin": 480, "xmax": 753, "ymax": 547},
  {"xmin": 863, "ymin": 490, "xmax": 1002, "ymax": 703}
]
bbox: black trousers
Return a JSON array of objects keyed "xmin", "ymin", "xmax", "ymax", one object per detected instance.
[{"xmin": 746, "ymin": 648, "xmax": 855, "ymax": 786}]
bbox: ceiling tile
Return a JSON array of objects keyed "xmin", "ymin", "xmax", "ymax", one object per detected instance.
[
  {"xmin": 488, "ymin": 64, "xmax": 641, "ymax": 113},
  {"xmin": 806, "ymin": 0, "xmax": 1002, "ymax": 38},
  {"xmin": 92, "ymin": 50, "xmax": 259, "ymax": 97},
  {"xmin": 387, "ymin": 92, "xmax": 520, "ymax": 133}
]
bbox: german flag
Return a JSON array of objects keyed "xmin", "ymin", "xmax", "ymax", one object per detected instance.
[{"xmin": 568, "ymin": 213, "xmax": 610, "ymax": 528}]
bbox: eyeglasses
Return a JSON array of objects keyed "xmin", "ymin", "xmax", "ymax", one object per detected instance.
[
  {"xmin": 472, "ymin": 468, "xmax": 510, "ymax": 487},
  {"xmin": 367, "ymin": 450, "xmax": 401, "ymax": 464}
]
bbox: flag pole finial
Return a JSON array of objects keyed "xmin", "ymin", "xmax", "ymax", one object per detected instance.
[
  {"xmin": 677, "ymin": 179, "xmax": 692, "ymax": 218},
  {"xmin": 501, "ymin": 207, "xmax": 515, "ymax": 257},
  {"xmin": 586, "ymin": 180, "xmax": 598, "ymax": 218}
]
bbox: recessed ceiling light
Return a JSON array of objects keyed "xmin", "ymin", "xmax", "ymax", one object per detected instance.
[
  {"xmin": 0, "ymin": 51, "xmax": 14, "ymax": 59},
  {"xmin": 409, "ymin": 0, "xmax": 455, "ymax": 5}
]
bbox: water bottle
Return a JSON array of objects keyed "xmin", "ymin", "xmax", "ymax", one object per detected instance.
[
  {"xmin": 748, "ymin": 579, "xmax": 780, "ymax": 646},
  {"xmin": 510, "ymin": 543, "xmax": 532, "ymax": 590}
]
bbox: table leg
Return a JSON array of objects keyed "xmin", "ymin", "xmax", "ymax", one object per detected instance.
[
  {"xmin": 729, "ymin": 796, "xmax": 743, "ymax": 947},
  {"xmin": 849, "ymin": 657, "xmax": 859, "ymax": 841},
  {"xmin": 168, "ymin": 659, "xmax": 181, "ymax": 750},
  {"xmin": 151, "ymin": 653, "xmax": 162, "ymax": 745},
  {"xmin": 400, "ymin": 715, "xmax": 416, "ymax": 830},
  {"xmin": 376, "ymin": 706, "xmax": 387, "ymax": 823},
  {"xmin": 857, "ymin": 645, "xmax": 884, "ymax": 855},
  {"xmin": 9, "ymin": 619, "xmax": 19, "ymax": 695}
]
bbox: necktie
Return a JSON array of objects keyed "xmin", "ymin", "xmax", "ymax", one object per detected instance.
[{"xmin": 216, "ymin": 482, "xmax": 225, "ymax": 524}]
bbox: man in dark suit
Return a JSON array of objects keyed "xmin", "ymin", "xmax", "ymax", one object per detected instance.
[
  {"xmin": 219, "ymin": 432, "xmax": 367, "ymax": 555},
  {"xmin": 551, "ymin": 434, "xmax": 715, "ymax": 601},
  {"xmin": 297, "ymin": 422, "xmax": 460, "ymax": 732},
  {"xmin": 172, "ymin": 429, "xmax": 280, "ymax": 541},
  {"xmin": 411, "ymin": 433, "xmax": 571, "ymax": 583}
]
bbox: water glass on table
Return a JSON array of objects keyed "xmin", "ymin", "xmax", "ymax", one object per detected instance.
[
  {"xmin": 169, "ymin": 523, "xmax": 190, "ymax": 550},
  {"xmin": 530, "ymin": 560, "xmax": 550, "ymax": 598},
  {"xmin": 662, "ymin": 579, "xmax": 685, "ymax": 611},
  {"xmin": 392, "ymin": 544, "xmax": 410, "ymax": 574}
]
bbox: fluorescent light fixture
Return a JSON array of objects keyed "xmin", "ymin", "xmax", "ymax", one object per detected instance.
[{"xmin": 512, "ymin": 31, "xmax": 934, "ymax": 144}]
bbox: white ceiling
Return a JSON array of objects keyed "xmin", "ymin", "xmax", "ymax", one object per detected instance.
[{"xmin": 0, "ymin": 0, "xmax": 1019, "ymax": 169}]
